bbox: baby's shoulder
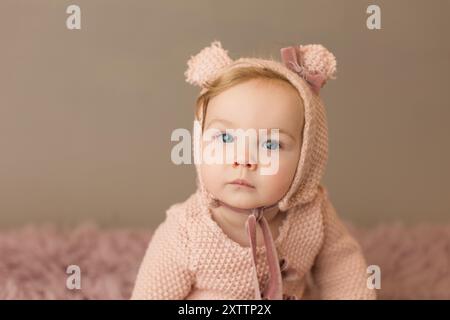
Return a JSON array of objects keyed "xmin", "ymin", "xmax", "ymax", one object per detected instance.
[{"xmin": 165, "ymin": 192, "xmax": 203, "ymax": 227}]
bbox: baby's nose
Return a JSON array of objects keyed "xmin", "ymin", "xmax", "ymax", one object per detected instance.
[
  {"xmin": 232, "ymin": 143, "xmax": 258, "ymax": 170},
  {"xmin": 232, "ymin": 161, "xmax": 257, "ymax": 171}
]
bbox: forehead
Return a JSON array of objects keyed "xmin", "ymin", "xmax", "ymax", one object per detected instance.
[{"xmin": 204, "ymin": 79, "xmax": 304, "ymax": 132}]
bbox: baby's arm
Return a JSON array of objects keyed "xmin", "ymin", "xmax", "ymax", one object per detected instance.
[
  {"xmin": 311, "ymin": 191, "xmax": 377, "ymax": 300},
  {"xmin": 130, "ymin": 208, "xmax": 194, "ymax": 299}
]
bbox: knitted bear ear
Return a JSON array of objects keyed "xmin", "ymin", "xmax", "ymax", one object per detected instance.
[
  {"xmin": 185, "ymin": 41, "xmax": 233, "ymax": 87},
  {"xmin": 299, "ymin": 44, "xmax": 337, "ymax": 81}
]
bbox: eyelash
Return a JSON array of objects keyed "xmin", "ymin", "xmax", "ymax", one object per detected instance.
[{"xmin": 213, "ymin": 132, "xmax": 283, "ymax": 149}]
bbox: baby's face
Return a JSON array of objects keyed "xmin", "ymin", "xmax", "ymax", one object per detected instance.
[{"xmin": 200, "ymin": 79, "xmax": 304, "ymax": 209}]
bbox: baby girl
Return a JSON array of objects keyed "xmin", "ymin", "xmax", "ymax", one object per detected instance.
[{"xmin": 131, "ymin": 41, "xmax": 376, "ymax": 300}]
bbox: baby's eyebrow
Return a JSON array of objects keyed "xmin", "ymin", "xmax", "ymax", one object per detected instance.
[
  {"xmin": 268, "ymin": 128, "xmax": 296, "ymax": 142},
  {"xmin": 205, "ymin": 118, "xmax": 234, "ymax": 128}
]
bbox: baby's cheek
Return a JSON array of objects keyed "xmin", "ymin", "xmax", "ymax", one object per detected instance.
[
  {"xmin": 200, "ymin": 164, "xmax": 225, "ymax": 193},
  {"xmin": 260, "ymin": 162, "xmax": 295, "ymax": 199}
]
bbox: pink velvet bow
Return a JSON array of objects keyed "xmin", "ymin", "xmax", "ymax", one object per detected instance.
[{"xmin": 280, "ymin": 46, "xmax": 327, "ymax": 95}]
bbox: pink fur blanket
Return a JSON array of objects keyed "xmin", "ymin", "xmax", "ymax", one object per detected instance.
[{"xmin": 0, "ymin": 222, "xmax": 449, "ymax": 299}]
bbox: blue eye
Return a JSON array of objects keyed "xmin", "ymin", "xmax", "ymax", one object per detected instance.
[
  {"xmin": 262, "ymin": 139, "xmax": 280, "ymax": 150},
  {"xmin": 219, "ymin": 132, "xmax": 234, "ymax": 143}
]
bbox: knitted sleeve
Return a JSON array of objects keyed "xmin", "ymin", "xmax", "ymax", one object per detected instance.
[
  {"xmin": 311, "ymin": 192, "xmax": 377, "ymax": 300},
  {"xmin": 130, "ymin": 208, "xmax": 195, "ymax": 300}
]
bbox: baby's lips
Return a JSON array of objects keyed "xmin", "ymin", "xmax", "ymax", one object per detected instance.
[{"xmin": 228, "ymin": 179, "xmax": 255, "ymax": 188}]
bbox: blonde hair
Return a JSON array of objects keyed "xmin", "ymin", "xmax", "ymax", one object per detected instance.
[{"xmin": 195, "ymin": 66, "xmax": 300, "ymax": 126}]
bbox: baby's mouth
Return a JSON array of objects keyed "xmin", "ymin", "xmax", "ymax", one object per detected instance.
[{"xmin": 228, "ymin": 179, "xmax": 255, "ymax": 189}]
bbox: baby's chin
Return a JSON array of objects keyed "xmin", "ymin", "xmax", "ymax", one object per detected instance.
[{"xmin": 218, "ymin": 190, "xmax": 268, "ymax": 210}]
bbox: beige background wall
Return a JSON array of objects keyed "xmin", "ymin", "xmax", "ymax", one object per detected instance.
[{"xmin": 0, "ymin": 0, "xmax": 449, "ymax": 228}]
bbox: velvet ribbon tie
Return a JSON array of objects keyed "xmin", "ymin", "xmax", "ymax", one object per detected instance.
[{"xmin": 217, "ymin": 200, "xmax": 283, "ymax": 300}]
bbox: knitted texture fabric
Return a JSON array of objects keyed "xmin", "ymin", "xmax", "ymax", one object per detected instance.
[
  {"xmin": 131, "ymin": 188, "xmax": 376, "ymax": 299},
  {"xmin": 131, "ymin": 41, "xmax": 376, "ymax": 300}
]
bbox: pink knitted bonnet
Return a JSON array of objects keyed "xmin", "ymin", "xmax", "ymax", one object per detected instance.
[{"xmin": 184, "ymin": 40, "xmax": 337, "ymax": 299}]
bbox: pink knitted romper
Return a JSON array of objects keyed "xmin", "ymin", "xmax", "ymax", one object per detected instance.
[{"xmin": 131, "ymin": 41, "xmax": 377, "ymax": 300}]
